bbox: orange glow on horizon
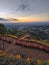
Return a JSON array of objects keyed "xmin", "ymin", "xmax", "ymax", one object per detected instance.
[
  {"xmin": 0, "ymin": 14, "xmax": 49, "ymax": 23},
  {"xmin": 14, "ymin": 16, "xmax": 49, "ymax": 22}
]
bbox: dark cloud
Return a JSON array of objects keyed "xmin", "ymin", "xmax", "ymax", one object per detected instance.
[
  {"xmin": 0, "ymin": 18, "xmax": 7, "ymax": 21},
  {"xmin": 9, "ymin": 18, "xmax": 19, "ymax": 21},
  {"xmin": 16, "ymin": 3, "xmax": 29, "ymax": 11},
  {"xmin": 0, "ymin": 18, "xmax": 19, "ymax": 21}
]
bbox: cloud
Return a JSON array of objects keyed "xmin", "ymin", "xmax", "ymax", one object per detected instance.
[
  {"xmin": 16, "ymin": 3, "xmax": 29, "ymax": 11},
  {"xmin": 8, "ymin": 18, "xmax": 19, "ymax": 21},
  {"xmin": 0, "ymin": 18, "xmax": 20, "ymax": 22},
  {"xmin": 0, "ymin": 18, "xmax": 7, "ymax": 21}
]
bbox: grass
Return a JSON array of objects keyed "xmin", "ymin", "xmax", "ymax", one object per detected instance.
[{"xmin": 0, "ymin": 51, "xmax": 49, "ymax": 65}]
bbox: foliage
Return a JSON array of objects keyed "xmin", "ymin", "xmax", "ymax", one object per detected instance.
[
  {"xmin": 0, "ymin": 23, "xmax": 7, "ymax": 34},
  {"xmin": 0, "ymin": 51, "xmax": 49, "ymax": 65}
]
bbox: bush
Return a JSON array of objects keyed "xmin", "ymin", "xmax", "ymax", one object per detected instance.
[{"xmin": 0, "ymin": 51, "xmax": 49, "ymax": 65}]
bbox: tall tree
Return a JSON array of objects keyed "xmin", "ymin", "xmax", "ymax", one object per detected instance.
[{"xmin": 0, "ymin": 23, "xmax": 7, "ymax": 34}]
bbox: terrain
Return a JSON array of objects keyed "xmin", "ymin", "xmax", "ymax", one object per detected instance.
[{"xmin": 0, "ymin": 23, "xmax": 49, "ymax": 65}]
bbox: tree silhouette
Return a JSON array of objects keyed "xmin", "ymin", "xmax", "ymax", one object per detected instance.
[{"xmin": 0, "ymin": 23, "xmax": 7, "ymax": 34}]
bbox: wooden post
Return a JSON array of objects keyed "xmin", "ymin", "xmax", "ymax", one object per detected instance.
[
  {"xmin": 0, "ymin": 40, "xmax": 2, "ymax": 50},
  {"xmin": 2, "ymin": 41, "xmax": 5, "ymax": 51}
]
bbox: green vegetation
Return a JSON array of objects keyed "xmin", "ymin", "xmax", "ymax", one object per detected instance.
[
  {"xmin": 0, "ymin": 51, "xmax": 49, "ymax": 65},
  {"xmin": 28, "ymin": 26, "xmax": 49, "ymax": 43},
  {"xmin": 7, "ymin": 28, "xmax": 17, "ymax": 35},
  {"xmin": 0, "ymin": 23, "xmax": 49, "ymax": 65},
  {"xmin": 0, "ymin": 23, "xmax": 7, "ymax": 34},
  {"xmin": 0, "ymin": 23, "xmax": 49, "ymax": 44}
]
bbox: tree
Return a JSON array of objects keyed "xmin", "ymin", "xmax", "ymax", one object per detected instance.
[
  {"xmin": 0, "ymin": 23, "xmax": 7, "ymax": 34},
  {"xmin": 7, "ymin": 28, "xmax": 17, "ymax": 35}
]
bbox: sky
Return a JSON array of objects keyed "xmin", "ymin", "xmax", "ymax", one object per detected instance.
[{"xmin": 0, "ymin": 0, "xmax": 49, "ymax": 23}]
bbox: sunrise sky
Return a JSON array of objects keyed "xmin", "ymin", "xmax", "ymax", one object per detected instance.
[{"xmin": 0, "ymin": 0, "xmax": 49, "ymax": 23}]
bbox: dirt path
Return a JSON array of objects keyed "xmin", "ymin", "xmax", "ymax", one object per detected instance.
[
  {"xmin": 0, "ymin": 40, "xmax": 49, "ymax": 60},
  {"xmin": 0, "ymin": 36, "xmax": 49, "ymax": 60}
]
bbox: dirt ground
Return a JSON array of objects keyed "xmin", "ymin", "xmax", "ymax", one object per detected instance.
[{"xmin": 0, "ymin": 40, "xmax": 49, "ymax": 60}]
